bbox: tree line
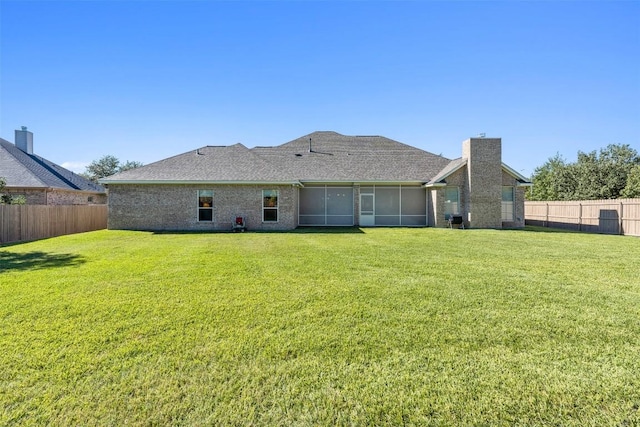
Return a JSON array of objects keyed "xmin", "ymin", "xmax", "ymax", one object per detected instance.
[{"xmin": 528, "ymin": 144, "xmax": 640, "ymax": 200}]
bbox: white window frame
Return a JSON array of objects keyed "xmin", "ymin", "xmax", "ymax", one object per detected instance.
[
  {"xmin": 197, "ymin": 190, "xmax": 214, "ymax": 222},
  {"xmin": 502, "ymin": 186, "xmax": 515, "ymax": 222},
  {"xmin": 444, "ymin": 187, "xmax": 459, "ymax": 219},
  {"xmin": 262, "ymin": 189, "xmax": 279, "ymax": 223}
]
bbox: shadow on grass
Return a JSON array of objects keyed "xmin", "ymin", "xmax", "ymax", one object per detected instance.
[
  {"xmin": 520, "ymin": 225, "xmax": 587, "ymax": 234},
  {"xmin": 153, "ymin": 226, "xmax": 366, "ymax": 235},
  {"xmin": 0, "ymin": 251, "xmax": 86, "ymax": 273}
]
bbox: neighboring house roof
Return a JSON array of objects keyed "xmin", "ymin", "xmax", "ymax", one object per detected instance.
[
  {"xmin": 0, "ymin": 138, "xmax": 105, "ymax": 193},
  {"xmin": 102, "ymin": 131, "xmax": 454, "ymax": 185}
]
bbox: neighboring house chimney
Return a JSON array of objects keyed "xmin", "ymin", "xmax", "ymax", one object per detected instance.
[
  {"xmin": 15, "ymin": 126, "xmax": 34, "ymax": 154},
  {"xmin": 463, "ymin": 137, "xmax": 502, "ymax": 228}
]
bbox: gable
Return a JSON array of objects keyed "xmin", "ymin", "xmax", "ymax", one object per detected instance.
[{"xmin": 426, "ymin": 158, "xmax": 532, "ymax": 187}]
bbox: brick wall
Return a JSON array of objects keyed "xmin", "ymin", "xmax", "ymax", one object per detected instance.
[
  {"xmin": 4, "ymin": 188, "xmax": 106, "ymax": 205},
  {"xmin": 47, "ymin": 189, "xmax": 107, "ymax": 205},
  {"xmin": 463, "ymin": 138, "xmax": 503, "ymax": 228},
  {"xmin": 107, "ymin": 184, "xmax": 298, "ymax": 231},
  {"xmin": 5, "ymin": 188, "xmax": 46, "ymax": 205}
]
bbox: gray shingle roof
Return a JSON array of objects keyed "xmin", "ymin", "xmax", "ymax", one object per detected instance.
[
  {"xmin": 101, "ymin": 131, "xmax": 455, "ymax": 184},
  {"xmin": 0, "ymin": 138, "xmax": 105, "ymax": 193},
  {"xmin": 104, "ymin": 143, "xmax": 296, "ymax": 182}
]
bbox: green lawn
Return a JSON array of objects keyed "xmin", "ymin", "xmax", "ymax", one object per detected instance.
[{"xmin": 1, "ymin": 227, "xmax": 639, "ymax": 426}]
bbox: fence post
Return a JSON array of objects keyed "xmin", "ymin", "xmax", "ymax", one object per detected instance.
[
  {"xmin": 619, "ymin": 201, "xmax": 624, "ymax": 235},
  {"xmin": 578, "ymin": 203, "xmax": 582, "ymax": 232},
  {"xmin": 545, "ymin": 203, "xmax": 549, "ymax": 227}
]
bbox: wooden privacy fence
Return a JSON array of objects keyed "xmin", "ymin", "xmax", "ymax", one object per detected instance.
[
  {"xmin": 525, "ymin": 199, "xmax": 640, "ymax": 236},
  {"xmin": 0, "ymin": 205, "xmax": 107, "ymax": 244}
]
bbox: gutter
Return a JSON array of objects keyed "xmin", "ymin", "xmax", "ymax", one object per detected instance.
[
  {"xmin": 99, "ymin": 179, "xmax": 428, "ymax": 187},
  {"xmin": 98, "ymin": 179, "xmax": 304, "ymax": 186},
  {"xmin": 298, "ymin": 180, "xmax": 427, "ymax": 186}
]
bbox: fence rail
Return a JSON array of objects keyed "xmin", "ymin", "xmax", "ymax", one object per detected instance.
[
  {"xmin": 0, "ymin": 205, "xmax": 107, "ymax": 244},
  {"xmin": 525, "ymin": 199, "xmax": 640, "ymax": 236}
]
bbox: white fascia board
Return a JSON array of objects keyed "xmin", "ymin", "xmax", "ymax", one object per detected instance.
[
  {"xmin": 502, "ymin": 163, "xmax": 531, "ymax": 183},
  {"xmin": 352, "ymin": 181, "xmax": 426, "ymax": 186},
  {"xmin": 423, "ymin": 182, "xmax": 447, "ymax": 188},
  {"xmin": 297, "ymin": 180, "xmax": 426, "ymax": 186}
]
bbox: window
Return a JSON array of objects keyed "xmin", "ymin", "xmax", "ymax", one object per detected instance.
[
  {"xmin": 198, "ymin": 190, "xmax": 213, "ymax": 222},
  {"xmin": 502, "ymin": 186, "xmax": 514, "ymax": 221},
  {"xmin": 444, "ymin": 187, "xmax": 459, "ymax": 218},
  {"xmin": 263, "ymin": 190, "xmax": 278, "ymax": 222}
]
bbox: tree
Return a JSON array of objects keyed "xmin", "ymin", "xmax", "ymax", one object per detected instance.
[
  {"xmin": 119, "ymin": 160, "xmax": 144, "ymax": 172},
  {"xmin": 529, "ymin": 144, "xmax": 640, "ymax": 201},
  {"xmin": 0, "ymin": 177, "xmax": 26, "ymax": 205},
  {"xmin": 528, "ymin": 154, "xmax": 569, "ymax": 200},
  {"xmin": 621, "ymin": 165, "xmax": 640, "ymax": 198},
  {"xmin": 0, "ymin": 177, "xmax": 8, "ymax": 203},
  {"xmin": 82, "ymin": 155, "xmax": 143, "ymax": 183}
]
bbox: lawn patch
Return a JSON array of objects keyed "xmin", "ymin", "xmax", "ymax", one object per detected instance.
[{"xmin": 1, "ymin": 228, "xmax": 639, "ymax": 425}]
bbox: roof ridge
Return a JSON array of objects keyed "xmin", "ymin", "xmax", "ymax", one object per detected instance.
[{"xmin": 29, "ymin": 155, "xmax": 82, "ymax": 190}]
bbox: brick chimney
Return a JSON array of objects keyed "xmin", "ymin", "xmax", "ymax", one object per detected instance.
[
  {"xmin": 462, "ymin": 137, "xmax": 502, "ymax": 228},
  {"xmin": 15, "ymin": 126, "xmax": 34, "ymax": 154}
]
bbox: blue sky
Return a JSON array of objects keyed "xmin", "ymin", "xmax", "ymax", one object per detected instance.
[{"xmin": 1, "ymin": 1, "xmax": 638, "ymax": 177}]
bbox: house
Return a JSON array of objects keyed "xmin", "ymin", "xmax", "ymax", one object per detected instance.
[
  {"xmin": 0, "ymin": 127, "xmax": 106, "ymax": 205},
  {"xmin": 100, "ymin": 131, "xmax": 531, "ymax": 231}
]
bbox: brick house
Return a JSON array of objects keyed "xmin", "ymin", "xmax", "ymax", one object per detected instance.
[
  {"xmin": 100, "ymin": 131, "xmax": 531, "ymax": 231},
  {"xmin": 0, "ymin": 127, "xmax": 106, "ymax": 205}
]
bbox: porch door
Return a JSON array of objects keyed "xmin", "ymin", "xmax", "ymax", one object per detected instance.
[{"xmin": 360, "ymin": 193, "xmax": 375, "ymax": 226}]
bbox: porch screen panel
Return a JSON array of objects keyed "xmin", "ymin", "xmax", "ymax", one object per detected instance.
[
  {"xmin": 401, "ymin": 187, "xmax": 426, "ymax": 225},
  {"xmin": 375, "ymin": 187, "xmax": 400, "ymax": 226},
  {"xmin": 299, "ymin": 186, "xmax": 354, "ymax": 225},
  {"xmin": 326, "ymin": 187, "xmax": 354, "ymax": 225},
  {"xmin": 299, "ymin": 187, "xmax": 326, "ymax": 225}
]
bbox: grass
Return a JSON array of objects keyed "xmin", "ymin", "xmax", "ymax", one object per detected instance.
[{"xmin": 1, "ymin": 227, "xmax": 639, "ymax": 426}]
